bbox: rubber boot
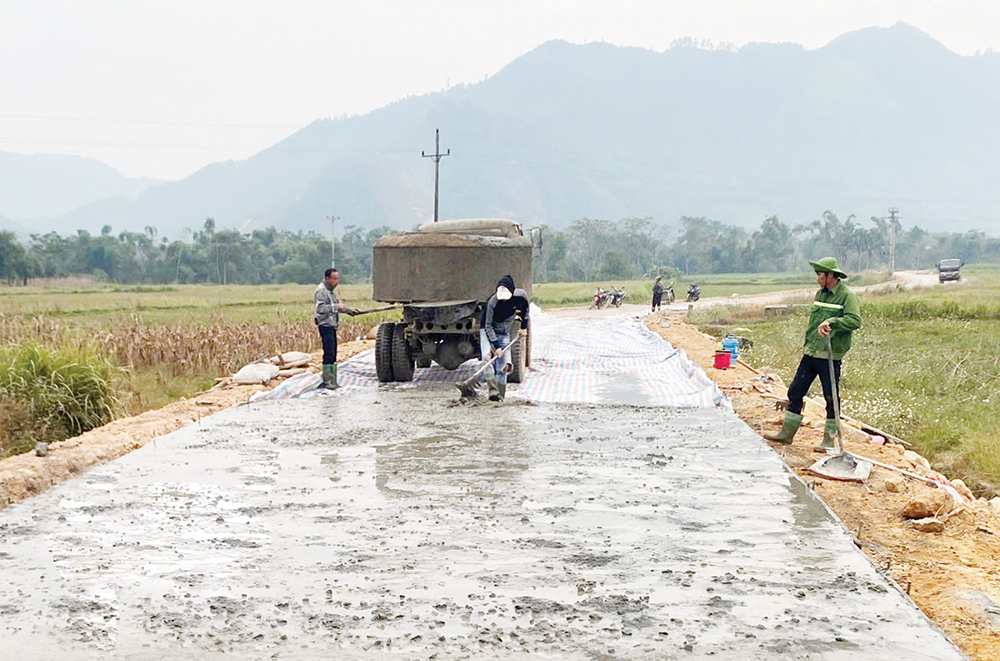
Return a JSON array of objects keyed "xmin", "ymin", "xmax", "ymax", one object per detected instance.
[
  {"xmin": 322, "ymin": 364, "xmax": 340, "ymax": 390},
  {"xmin": 487, "ymin": 379, "xmax": 500, "ymax": 401},
  {"xmin": 497, "ymin": 381, "xmax": 506, "ymax": 401},
  {"xmin": 816, "ymin": 418, "xmax": 838, "ymax": 453},
  {"xmin": 763, "ymin": 412, "xmax": 802, "ymax": 445}
]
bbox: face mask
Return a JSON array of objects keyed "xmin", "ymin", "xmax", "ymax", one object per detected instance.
[{"xmin": 496, "ymin": 286, "xmax": 512, "ymax": 300}]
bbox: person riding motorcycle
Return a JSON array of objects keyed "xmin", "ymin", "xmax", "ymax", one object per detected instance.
[{"xmin": 686, "ymin": 283, "xmax": 701, "ymax": 302}]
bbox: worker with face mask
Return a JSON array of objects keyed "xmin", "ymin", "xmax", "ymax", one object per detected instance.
[{"xmin": 479, "ymin": 274, "xmax": 530, "ymax": 401}]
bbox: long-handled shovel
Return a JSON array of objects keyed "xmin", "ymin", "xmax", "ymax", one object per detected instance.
[
  {"xmin": 347, "ymin": 304, "xmax": 400, "ymax": 316},
  {"xmin": 456, "ymin": 339, "xmax": 515, "ymax": 398},
  {"xmin": 807, "ymin": 335, "xmax": 872, "ymax": 482}
]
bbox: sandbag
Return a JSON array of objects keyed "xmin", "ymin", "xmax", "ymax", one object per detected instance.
[
  {"xmin": 233, "ymin": 363, "xmax": 280, "ymax": 384},
  {"xmin": 272, "ymin": 351, "xmax": 312, "ymax": 368}
]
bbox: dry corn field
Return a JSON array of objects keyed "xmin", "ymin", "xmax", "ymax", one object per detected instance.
[{"xmin": 0, "ymin": 313, "xmax": 374, "ymax": 377}]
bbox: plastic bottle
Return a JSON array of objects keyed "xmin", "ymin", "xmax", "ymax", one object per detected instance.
[{"xmin": 722, "ymin": 334, "xmax": 739, "ymax": 362}]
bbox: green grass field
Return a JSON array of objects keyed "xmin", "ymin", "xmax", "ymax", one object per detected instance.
[{"xmin": 0, "ymin": 283, "xmax": 377, "ymax": 326}]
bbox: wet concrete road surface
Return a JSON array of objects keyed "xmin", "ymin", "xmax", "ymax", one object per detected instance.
[{"xmin": 0, "ymin": 389, "xmax": 965, "ymax": 660}]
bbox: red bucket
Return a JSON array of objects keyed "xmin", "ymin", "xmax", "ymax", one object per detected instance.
[{"xmin": 714, "ymin": 351, "xmax": 731, "ymax": 370}]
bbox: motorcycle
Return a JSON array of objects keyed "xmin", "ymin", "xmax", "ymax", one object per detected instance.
[
  {"xmin": 609, "ymin": 286, "xmax": 627, "ymax": 307},
  {"xmin": 590, "ymin": 287, "xmax": 611, "ymax": 309},
  {"xmin": 665, "ymin": 282, "xmax": 676, "ymax": 304},
  {"xmin": 686, "ymin": 284, "xmax": 701, "ymax": 302}
]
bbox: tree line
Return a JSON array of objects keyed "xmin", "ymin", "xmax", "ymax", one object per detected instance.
[
  {"xmin": 1, "ymin": 212, "xmax": 998, "ymax": 286},
  {"xmin": 536, "ymin": 212, "xmax": 1000, "ymax": 282}
]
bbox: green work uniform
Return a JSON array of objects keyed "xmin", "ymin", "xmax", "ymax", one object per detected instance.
[{"xmin": 802, "ymin": 281, "xmax": 861, "ymax": 360}]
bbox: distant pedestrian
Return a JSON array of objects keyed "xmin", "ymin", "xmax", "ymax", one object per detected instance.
[
  {"xmin": 764, "ymin": 257, "xmax": 861, "ymax": 451},
  {"xmin": 314, "ymin": 268, "xmax": 357, "ymax": 389},
  {"xmin": 651, "ymin": 276, "xmax": 664, "ymax": 312}
]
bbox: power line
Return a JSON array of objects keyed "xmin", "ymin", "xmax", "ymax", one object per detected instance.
[
  {"xmin": 0, "ymin": 112, "xmax": 300, "ymax": 130},
  {"xmin": 0, "ymin": 137, "xmax": 263, "ymax": 150}
]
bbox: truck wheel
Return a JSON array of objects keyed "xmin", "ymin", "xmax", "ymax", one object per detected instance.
[
  {"xmin": 508, "ymin": 320, "xmax": 527, "ymax": 383},
  {"xmin": 391, "ymin": 324, "xmax": 415, "ymax": 382},
  {"xmin": 375, "ymin": 323, "xmax": 395, "ymax": 383}
]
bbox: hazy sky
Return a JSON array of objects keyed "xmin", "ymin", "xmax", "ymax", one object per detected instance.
[{"xmin": 1, "ymin": 0, "xmax": 997, "ymax": 181}]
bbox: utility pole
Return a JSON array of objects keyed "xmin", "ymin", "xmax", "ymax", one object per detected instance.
[
  {"xmin": 327, "ymin": 215, "xmax": 338, "ymax": 268},
  {"xmin": 887, "ymin": 207, "xmax": 898, "ymax": 277},
  {"xmin": 422, "ymin": 129, "xmax": 449, "ymax": 222}
]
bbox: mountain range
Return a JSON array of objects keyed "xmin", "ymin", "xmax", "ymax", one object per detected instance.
[
  {"xmin": 5, "ymin": 22, "xmax": 999, "ymax": 239},
  {"xmin": 0, "ymin": 152, "xmax": 158, "ymax": 231}
]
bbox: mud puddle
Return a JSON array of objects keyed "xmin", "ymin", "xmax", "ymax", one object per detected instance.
[{"xmin": 0, "ymin": 387, "xmax": 964, "ymax": 660}]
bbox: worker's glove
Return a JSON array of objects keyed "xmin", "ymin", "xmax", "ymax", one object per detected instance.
[
  {"xmin": 518, "ymin": 328, "xmax": 528, "ymax": 338},
  {"xmin": 492, "ymin": 347, "xmax": 504, "ymax": 359},
  {"xmin": 345, "ymin": 308, "xmax": 359, "ymax": 316}
]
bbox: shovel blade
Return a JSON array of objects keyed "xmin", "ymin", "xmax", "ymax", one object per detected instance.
[
  {"xmin": 807, "ymin": 453, "xmax": 872, "ymax": 482},
  {"xmin": 456, "ymin": 378, "xmax": 478, "ymax": 398}
]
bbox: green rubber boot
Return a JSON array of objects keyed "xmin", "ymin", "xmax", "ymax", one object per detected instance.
[
  {"xmin": 816, "ymin": 418, "xmax": 838, "ymax": 452},
  {"xmin": 487, "ymin": 379, "xmax": 500, "ymax": 401},
  {"xmin": 322, "ymin": 364, "xmax": 340, "ymax": 389},
  {"xmin": 763, "ymin": 411, "xmax": 802, "ymax": 445}
]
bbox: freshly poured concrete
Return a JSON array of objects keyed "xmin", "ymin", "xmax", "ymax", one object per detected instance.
[{"xmin": 0, "ymin": 389, "xmax": 965, "ymax": 660}]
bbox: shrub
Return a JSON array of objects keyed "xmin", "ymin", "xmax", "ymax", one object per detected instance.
[{"xmin": 0, "ymin": 342, "xmax": 124, "ymax": 456}]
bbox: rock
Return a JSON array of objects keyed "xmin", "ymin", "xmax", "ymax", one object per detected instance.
[
  {"xmin": 902, "ymin": 490, "xmax": 952, "ymax": 519},
  {"xmin": 951, "ymin": 479, "xmax": 974, "ymax": 501},
  {"xmin": 884, "ymin": 476, "xmax": 907, "ymax": 493},
  {"xmin": 989, "ymin": 497, "xmax": 1000, "ymax": 514},
  {"xmin": 366, "ymin": 325, "xmax": 380, "ymax": 340},
  {"xmin": 911, "ymin": 517, "xmax": 945, "ymax": 533},
  {"xmin": 902, "ymin": 450, "xmax": 931, "ymax": 472}
]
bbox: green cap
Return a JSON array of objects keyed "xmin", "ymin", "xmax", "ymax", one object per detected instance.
[{"xmin": 808, "ymin": 257, "xmax": 848, "ymax": 280}]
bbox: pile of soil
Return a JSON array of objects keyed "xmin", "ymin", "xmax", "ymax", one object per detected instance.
[{"xmin": 647, "ymin": 309, "xmax": 1000, "ymax": 661}]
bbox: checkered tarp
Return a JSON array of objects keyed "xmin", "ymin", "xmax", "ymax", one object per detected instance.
[{"xmin": 253, "ymin": 307, "xmax": 726, "ymax": 409}]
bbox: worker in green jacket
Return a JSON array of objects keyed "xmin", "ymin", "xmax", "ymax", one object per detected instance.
[{"xmin": 765, "ymin": 257, "xmax": 861, "ymax": 450}]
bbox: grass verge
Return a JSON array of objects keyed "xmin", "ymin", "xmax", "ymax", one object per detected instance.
[{"xmin": 0, "ymin": 342, "xmax": 125, "ymax": 458}]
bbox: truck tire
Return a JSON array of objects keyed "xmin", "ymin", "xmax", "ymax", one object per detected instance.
[
  {"xmin": 391, "ymin": 323, "xmax": 415, "ymax": 382},
  {"xmin": 375, "ymin": 323, "xmax": 395, "ymax": 383},
  {"xmin": 508, "ymin": 319, "xmax": 527, "ymax": 383}
]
